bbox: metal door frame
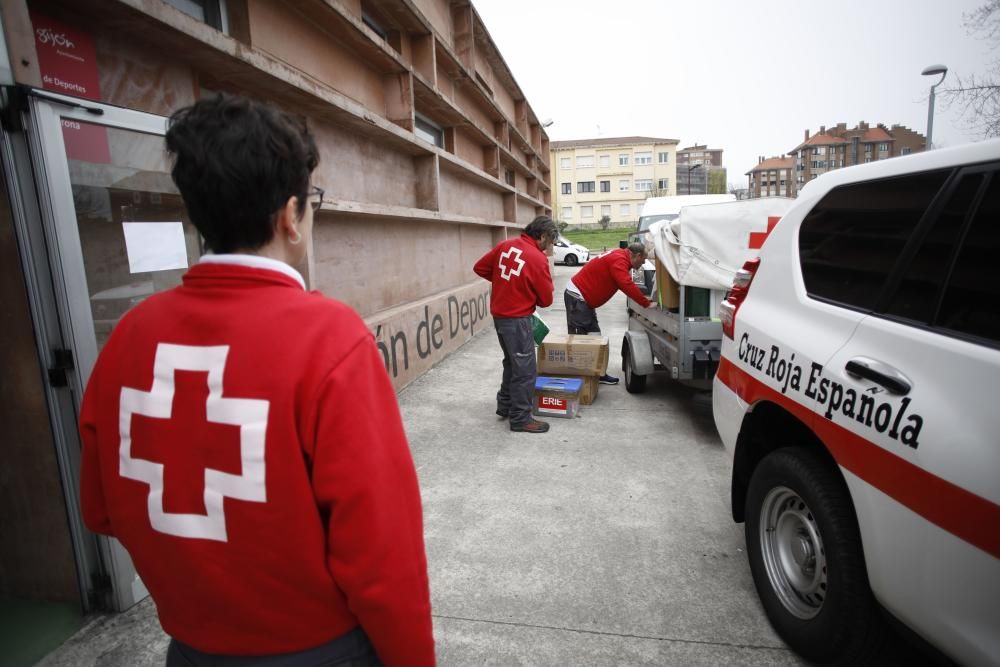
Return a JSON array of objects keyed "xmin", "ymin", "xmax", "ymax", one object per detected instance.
[{"xmin": 11, "ymin": 87, "xmax": 170, "ymax": 611}]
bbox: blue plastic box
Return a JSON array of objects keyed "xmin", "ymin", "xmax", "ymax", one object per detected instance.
[{"xmin": 532, "ymin": 376, "xmax": 583, "ymax": 419}]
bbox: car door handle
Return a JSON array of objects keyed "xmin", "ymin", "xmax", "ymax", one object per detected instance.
[{"xmin": 845, "ymin": 357, "xmax": 911, "ymax": 396}]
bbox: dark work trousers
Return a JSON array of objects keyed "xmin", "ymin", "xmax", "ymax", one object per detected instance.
[
  {"xmin": 166, "ymin": 626, "xmax": 382, "ymax": 667},
  {"xmin": 494, "ymin": 315, "xmax": 537, "ymax": 425},
  {"xmin": 564, "ymin": 290, "xmax": 601, "ymax": 335}
]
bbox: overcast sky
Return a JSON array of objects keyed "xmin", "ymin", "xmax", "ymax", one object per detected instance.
[{"xmin": 473, "ymin": 0, "xmax": 991, "ymax": 186}]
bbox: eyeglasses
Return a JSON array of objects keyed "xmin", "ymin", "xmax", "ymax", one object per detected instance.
[{"xmin": 308, "ymin": 185, "xmax": 325, "ymax": 213}]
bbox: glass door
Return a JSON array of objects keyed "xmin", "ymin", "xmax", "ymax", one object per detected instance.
[{"xmin": 27, "ymin": 91, "xmax": 202, "ymax": 611}]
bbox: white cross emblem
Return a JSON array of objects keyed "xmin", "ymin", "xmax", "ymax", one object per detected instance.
[
  {"xmin": 119, "ymin": 343, "xmax": 269, "ymax": 542},
  {"xmin": 498, "ymin": 246, "xmax": 525, "ymax": 281}
]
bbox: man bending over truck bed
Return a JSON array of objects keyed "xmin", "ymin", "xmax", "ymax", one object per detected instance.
[{"xmin": 564, "ymin": 242, "xmax": 652, "ymax": 385}]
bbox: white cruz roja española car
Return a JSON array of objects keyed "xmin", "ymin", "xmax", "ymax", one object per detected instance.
[{"xmin": 712, "ymin": 139, "xmax": 1000, "ymax": 666}]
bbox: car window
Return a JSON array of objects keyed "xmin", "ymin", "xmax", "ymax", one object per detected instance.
[
  {"xmin": 935, "ymin": 172, "xmax": 1000, "ymax": 344},
  {"xmin": 884, "ymin": 172, "xmax": 985, "ymax": 323},
  {"xmin": 798, "ymin": 170, "xmax": 950, "ymax": 310}
]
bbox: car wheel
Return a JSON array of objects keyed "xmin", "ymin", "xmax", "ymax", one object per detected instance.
[
  {"xmin": 746, "ymin": 447, "xmax": 887, "ymax": 664},
  {"xmin": 621, "ymin": 341, "xmax": 646, "ymax": 393},
  {"xmin": 564, "ymin": 253, "xmax": 578, "ymax": 267}
]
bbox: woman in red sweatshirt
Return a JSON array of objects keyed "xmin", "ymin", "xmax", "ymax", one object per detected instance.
[{"xmin": 79, "ymin": 94, "xmax": 434, "ymax": 667}]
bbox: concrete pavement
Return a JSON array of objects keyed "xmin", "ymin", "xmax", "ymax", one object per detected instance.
[{"xmin": 36, "ymin": 264, "xmax": 806, "ymax": 666}]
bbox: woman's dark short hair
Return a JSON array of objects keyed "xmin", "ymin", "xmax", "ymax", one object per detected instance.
[
  {"xmin": 165, "ymin": 94, "xmax": 319, "ymax": 253},
  {"xmin": 524, "ymin": 215, "xmax": 558, "ymax": 241}
]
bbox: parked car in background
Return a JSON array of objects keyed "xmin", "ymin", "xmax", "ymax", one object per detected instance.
[
  {"xmin": 552, "ymin": 235, "xmax": 589, "ymax": 266},
  {"xmin": 713, "ymin": 139, "xmax": 1000, "ymax": 666}
]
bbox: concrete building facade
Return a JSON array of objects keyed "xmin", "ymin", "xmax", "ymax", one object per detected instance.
[
  {"xmin": 676, "ymin": 144, "xmax": 727, "ymax": 195},
  {"xmin": 787, "ymin": 121, "xmax": 927, "ymax": 191},
  {"xmin": 550, "ymin": 136, "xmax": 678, "ymax": 228},
  {"xmin": 0, "ymin": 0, "xmax": 549, "ymax": 655},
  {"xmin": 747, "ymin": 122, "xmax": 927, "ymax": 198},
  {"xmin": 746, "ymin": 155, "xmax": 796, "ymax": 198}
]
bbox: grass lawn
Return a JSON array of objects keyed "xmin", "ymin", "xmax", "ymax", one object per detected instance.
[{"xmin": 562, "ymin": 227, "xmax": 635, "ymax": 252}]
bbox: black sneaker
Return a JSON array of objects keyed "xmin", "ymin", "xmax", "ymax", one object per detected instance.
[
  {"xmin": 599, "ymin": 374, "xmax": 620, "ymax": 385},
  {"xmin": 496, "ymin": 408, "xmax": 509, "ymax": 419},
  {"xmin": 510, "ymin": 418, "xmax": 550, "ymax": 433}
]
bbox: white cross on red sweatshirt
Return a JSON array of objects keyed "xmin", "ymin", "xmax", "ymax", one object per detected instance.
[{"xmin": 79, "ymin": 257, "xmax": 434, "ymax": 665}]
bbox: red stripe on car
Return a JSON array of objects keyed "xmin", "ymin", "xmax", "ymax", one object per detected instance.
[{"xmin": 717, "ymin": 356, "xmax": 1000, "ymax": 560}]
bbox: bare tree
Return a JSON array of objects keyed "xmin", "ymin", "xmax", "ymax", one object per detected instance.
[{"xmin": 941, "ymin": 1, "xmax": 1000, "ymax": 137}]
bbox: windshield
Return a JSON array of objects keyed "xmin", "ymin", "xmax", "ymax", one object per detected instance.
[{"xmin": 637, "ymin": 213, "xmax": 679, "ymax": 233}]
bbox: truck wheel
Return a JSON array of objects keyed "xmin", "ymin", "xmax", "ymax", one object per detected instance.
[
  {"xmin": 745, "ymin": 447, "xmax": 887, "ymax": 664},
  {"xmin": 564, "ymin": 253, "xmax": 578, "ymax": 267},
  {"xmin": 621, "ymin": 341, "xmax": 646, "ymax": 393}
]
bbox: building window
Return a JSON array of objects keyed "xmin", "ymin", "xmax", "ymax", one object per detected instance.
[
  {"xmin": 562, "ymin": 206, "xmax": 573, "ymax": 219},
  {"xmin": 658, "ymin": 152, "xmax": 670, "ymax": 164},
  {"xmin": 414, "ymin": 114, "xmax": 444, "ymax": 148},
  {"xmin": 599, "ymin": 155, "xmax": 610, "ymax": 168},
  {"xmin": 577, "ymin": 181, "xmax": 596, "ymax": 193},
  {"xmin": 561, "ymin": 182, "xmax": 571, "ymax": 195},
  {"xmin": 619, "ymin": 179, "xmax": 630, "ymax": 192},
  {"xmin": 637, "ymin": 203, "xmax": 644, "ymax": 216},
  {"xmin": 878, "ymin": 143, "xmax": 889, "ymax": 152},
  {"xmin": 619, "ymin": 153, "xmax": 630, "ymax": 166},
  {"xmin": 601, "ymin": 204, "xmax": 611, "ymax": 217},
  {"xmin": 658, "ymin": 178, "xmax": 669, "ymax": 190},
  {"xmin": 620, "ymin": 204, "xmax": 631, "ymax": 215},
  {"xmin": 635, "ymin": 179, "xmax": 653, "ymax": 192},
  {"xmin": 504, "ymin": 169, "xmax": 515, "ymax": 186},
  {"xmin": 581, "ymin": 205, "xmax": 594, "ymax": 218},
  {"xmin": 865, "ymin": 145, "xmax": 873, "ymax": 154},
  {"xmin": 901, "ymin": 147, "xmax": 912, "ymax": 155},
  {"xmin": 166, "ymin": 0, "xmax": 228, "ymax": 32},
  {"xmin": 600, "ymin": 180, "xmax": 611, "ymax": 192},
  {"xmin": 635, "ymin": 152, "xmax": 652, "ymax": 165},
  {"xmin": 576, "ymin": 155, "xmax": 595, "ymax": 168},
  {"xmin": 560, "ymin": 157, "xmax": 571, "ymax": 169}
]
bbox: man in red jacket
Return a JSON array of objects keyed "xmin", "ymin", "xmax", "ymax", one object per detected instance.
[
  {"xmin": 79, "ymin": 95, "xmax": 434, "ymax": 666},
  {"xmin": 474, "ymin": 216, "xmax": 557, "ymax": 433},
  {"xmin": 565, "ymin": 242, "xmax": 652, "ymax": 384}
]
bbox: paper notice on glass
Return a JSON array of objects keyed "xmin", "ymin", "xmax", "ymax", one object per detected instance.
[{"xmin": 122, "ymin": 222, "xmax": 189, "ymax": 273}]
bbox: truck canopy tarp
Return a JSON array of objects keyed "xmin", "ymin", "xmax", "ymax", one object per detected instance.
[{"xmin": 647, "ymin": 198, "xmax": 797, "ymax": 290}]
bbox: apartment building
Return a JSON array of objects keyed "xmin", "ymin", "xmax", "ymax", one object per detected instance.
[
  {"xmin": 0, "ymin": 0, "xmax": 549, "ymax": 651},
  {"xmin": 550, "ymin": 136, "xmax": 678, "ymax": 227},
  {"xmin": 676, "ymin": 144, "xmax": 727, "ymax": 195},
  {"xmin": 746, "ymin": 156, "xmax": 796, "ymax": 198},
  {"xmin": 788, "ymin": 122, "xmax": 926, "ymax": 189}
]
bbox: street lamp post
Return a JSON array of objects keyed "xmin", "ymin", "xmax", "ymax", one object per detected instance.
[
  {"xmin": 687, "ymin": 163, "xmax": 702, "ymax": 195},
  {"xmin": 922, "ymin": 64, "xmax": 948, "ymax": 150}
]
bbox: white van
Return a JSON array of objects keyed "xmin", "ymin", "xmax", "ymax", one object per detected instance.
[{"xmin": 634, "ymin": 194, "xmax": 736, "ymax": 243}]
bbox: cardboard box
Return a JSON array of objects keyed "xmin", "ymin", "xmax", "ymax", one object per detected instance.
[
  {"xmin": 537, "ymin": 334, "xmax": 609, "ymax": 377},
  {"xmin": 655, "ymin": 255, "xmax": 680, "ymax": 310},
  {"xmin": 547, "ymin": 373, "xmax": 599, "ymax": 405},
  {"xmin": 532, "ymin": 376, "xmax": 583, "ymax": 419}
]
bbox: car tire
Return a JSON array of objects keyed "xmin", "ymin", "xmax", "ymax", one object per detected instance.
[
  {"xmin": 564, "ymin": 253, "xmax": 578, "ymax": 267},
  {"xmin": 745, "ymin": 447, "xmax": 888, "ymax": 664},
  {"xmin": 622, "ymin": 341, "xmax": 646, "ymax": 393}
]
